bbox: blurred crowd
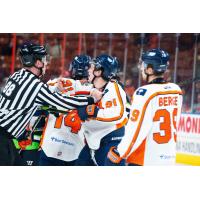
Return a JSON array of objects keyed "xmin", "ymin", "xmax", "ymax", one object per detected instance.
[{"xmin": 0, "ymin": 33, "xmax": 200, "ymax": 114}]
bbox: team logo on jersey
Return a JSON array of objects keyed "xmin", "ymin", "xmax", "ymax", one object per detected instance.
[
  {"xmin": 164, "ymin": 86, "xmax": 171, "ymax": 89},
  {"xmin": 136, "ymin": 88, "xmax": 147, "ymax": 96},
  {"xmin": 160, "ymin": 154, "xmax": 175, "ymax": 160}
]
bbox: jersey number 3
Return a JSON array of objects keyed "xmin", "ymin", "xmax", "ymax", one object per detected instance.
[{"xmin": 153, "ymin": 108, "xmax": 177, "ymax": 144}]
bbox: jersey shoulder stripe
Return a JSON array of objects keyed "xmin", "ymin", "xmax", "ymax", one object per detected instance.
[{"xmin": 96, "ymin": 82, "xmax": 125, "ymax": 122}]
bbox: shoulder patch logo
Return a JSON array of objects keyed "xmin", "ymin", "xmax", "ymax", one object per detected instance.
[
  {"xmin": 136, "ymin": 88, "xmax": 147, "ymax": 96},
  {"xmin": 164, "ymin": 86, "xmax": 171, "ymax": 89}
]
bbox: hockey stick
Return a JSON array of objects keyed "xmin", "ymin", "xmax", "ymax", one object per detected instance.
[{"xmin": 41, "ymin": 105, "xmax": 69, "ymax": 114}]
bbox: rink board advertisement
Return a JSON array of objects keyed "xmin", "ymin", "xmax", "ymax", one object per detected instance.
[{"xmin": 176, "ymin": 113, "xmax": 200, "ymax": 165}]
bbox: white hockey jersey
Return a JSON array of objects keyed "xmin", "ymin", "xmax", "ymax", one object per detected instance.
[
  {"xmin": 83, "ymin": 81, "xmax": 128, "ymax": 150},
  {"xmin": 41, "ymin": 78, "xmax": 93, "ymax": 161},
  {"xmin": 117, "ymin": 82, "xmax": 183, "ymax": 165}
]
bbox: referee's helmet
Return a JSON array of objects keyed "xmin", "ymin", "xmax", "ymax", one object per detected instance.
[{"xmin": 19, "ymin": 42, "xmax": 47, "ymax": 67}]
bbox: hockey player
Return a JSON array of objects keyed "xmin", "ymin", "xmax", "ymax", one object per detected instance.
[
  {"xmin": 107, "ymin": 48, "xmax": 183, "ymax": 165},
  {"xmin": 0, "ymin": 42, "xmax": 102, "ymax": 165},
  {"xmin": 39, "ymin": 55, "xmax": 93, "ymax": 166},
  {"xmin": 76, "ymin": 54, "xmax": 128, "ymax": 166}
]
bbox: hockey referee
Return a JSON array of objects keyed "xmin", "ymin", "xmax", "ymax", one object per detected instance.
[{"xmin": 0, "ymin": 42, "xmax": 102, "ymax": 165}]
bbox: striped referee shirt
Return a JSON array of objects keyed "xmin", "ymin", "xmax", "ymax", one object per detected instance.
[{"xmin": 0, "ymin": 68, "xmax": 94, "ymax": 138}]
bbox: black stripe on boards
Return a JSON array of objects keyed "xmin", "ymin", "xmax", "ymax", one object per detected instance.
[{"xmin": 12, "ymin": 74, "xmax": 36, "ymax": 110}]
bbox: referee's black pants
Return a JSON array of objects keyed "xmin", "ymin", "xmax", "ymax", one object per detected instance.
[{"xmin": 0, "ymin": 127, "xmax": 21, "ymax": 166}]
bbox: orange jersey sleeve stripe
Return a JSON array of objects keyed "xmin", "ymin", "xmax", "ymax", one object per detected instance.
[
  {"xmin": 70, "ymin": 91, "xmax": 90, "ymax": 96},
  {"xmin": 96, "ymin": 82, "xmax": 124, "ymax": 122},
  {"xmin": 48, "ymin": 82, "xmax": 57, "ymax": 86},
  {"xmin": 122, "ymin": 90, "xmax": 182, "ymax": 159},
  {"xmin": 116, "ymin": 117, "xmax": 128, "ymax": 129},
  {"xmin": 75, "ymin": 91, "xmax": 90, "ymax": 96}
]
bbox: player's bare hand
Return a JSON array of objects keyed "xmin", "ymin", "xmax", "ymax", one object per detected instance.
[
  {"xmin": 55, "ymin": 77, "xmax": 64, "ymax": 92},
  {"xmin": 90, "ymin": 88, "xmax": 103, "ymax": 103}
]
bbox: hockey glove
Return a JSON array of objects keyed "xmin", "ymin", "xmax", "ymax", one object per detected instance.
[
  {"xmin": 77, "ymin": 105, "xmax": 99, "ymax": 121},
  {"xmin": 18, "ymin": 139, "xmax": 32, "ymax": 150},
  {"xmin": 107, "ymin": 147, "xmax": 123, "ymax": 165}
]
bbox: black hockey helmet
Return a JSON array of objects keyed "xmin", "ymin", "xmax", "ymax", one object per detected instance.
[
  {"xmin": 19, "ymin": 42, "xmax": 47, "ymax": 67},
  {"xmin": 141, "ymin": 48, "xmax": 169, "ymax": 73},
  {"xmin": 93, "ymin": 54, "xmax": 120, "ymax": 80},
  {"xmin": 69, "ymin": 54, "xmax": 91, "ymax": 79}
]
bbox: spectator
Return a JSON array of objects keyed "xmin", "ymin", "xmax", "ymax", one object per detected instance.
[
  {"xmin": 124, "ymin": 78, "xmax": 135, "ymax": 102},
  {"xmin": 194, "ymin": 93, "xmax": 200, "ymax": 113},
  {"xmin": 49, "ymin": 39, "xmax": 61, "ymax": 58},
  {"xmin": 181, "ymin": 87, "xmax": 191, "ymax": 113},
  {"xmin": 0, "ymin": 37, "xmax": 12, "ymax": 56}
]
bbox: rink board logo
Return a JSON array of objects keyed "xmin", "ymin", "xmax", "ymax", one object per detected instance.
[{"xmin": 176, "ymin": 113, "xmax": 200, "ymax": 165}]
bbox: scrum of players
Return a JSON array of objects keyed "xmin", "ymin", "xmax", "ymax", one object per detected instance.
[{"xmin": 14, "ymin": 45, "xmax": 183, "ymax": 166}]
